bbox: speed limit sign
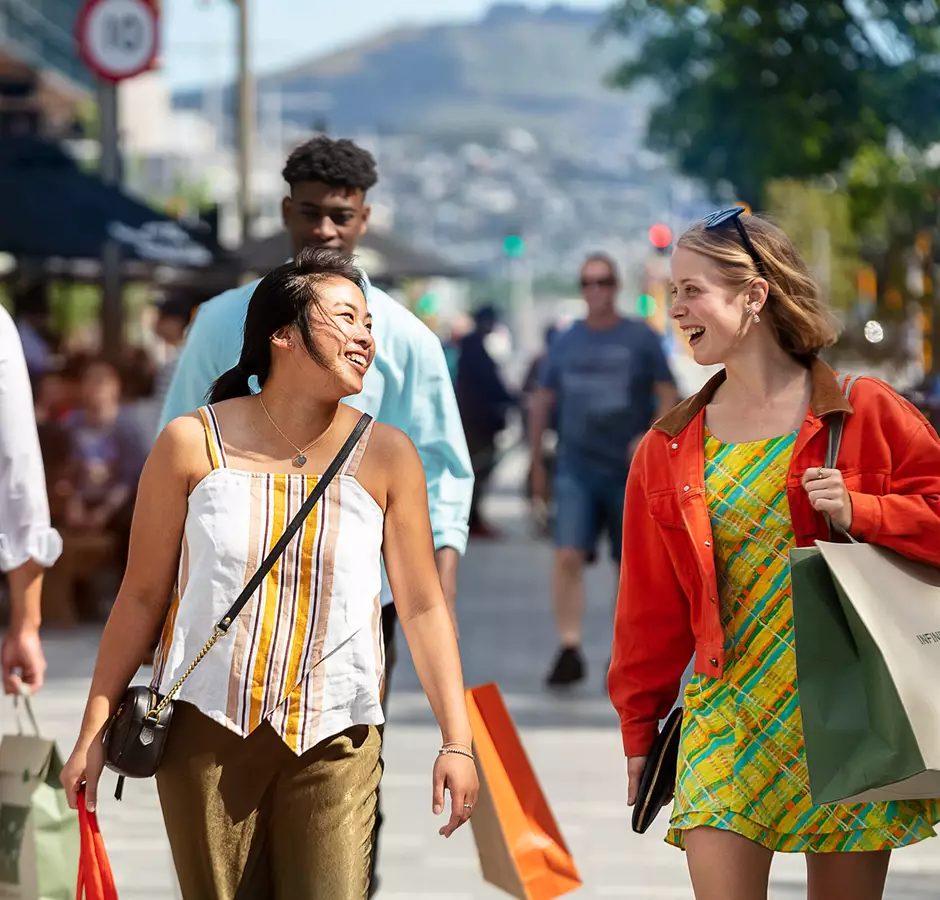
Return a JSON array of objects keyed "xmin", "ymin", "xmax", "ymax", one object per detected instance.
[{"xmin": 76, "ymin": 0, "xmax": 159, "ymax": 82}]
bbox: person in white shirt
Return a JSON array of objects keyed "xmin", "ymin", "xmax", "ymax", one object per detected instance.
[{"xmin": 0, "ymin": 306, "xmax": 62, "ymax": 694}]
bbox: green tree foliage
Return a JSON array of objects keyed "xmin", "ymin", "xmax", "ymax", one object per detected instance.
[
  {"xmin": 603, "ymin": 1, "xmax": 940, "ymax": 205},
  {"xmin": 764, "ymin": 179, "xmax": 859, "ymax": 311}
]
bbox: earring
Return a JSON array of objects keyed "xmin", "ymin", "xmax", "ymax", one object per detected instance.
[{"xmin": 751, "ymin": 309, "xmax": 761, "ymax": 324}]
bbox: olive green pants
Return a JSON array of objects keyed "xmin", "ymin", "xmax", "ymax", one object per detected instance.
[{"xmin": 156, "ymin": 702, "xmax": 382, "ymax": 900}]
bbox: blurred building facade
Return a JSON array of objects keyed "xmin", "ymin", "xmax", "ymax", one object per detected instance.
[{"xmin": 0, "ymin": 0, "xmax": 90, "ymax": 138}]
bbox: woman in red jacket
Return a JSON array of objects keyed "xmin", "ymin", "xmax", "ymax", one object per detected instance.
[{"xmin": 608, "ymin": 208, "xmax": 940, "ymax": 900}]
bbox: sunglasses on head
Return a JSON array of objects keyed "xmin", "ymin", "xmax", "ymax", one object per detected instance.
[
  {"xmin": 580, "ymin": 276, "xmax": 617, "ymax": 289},
  {"xmin": 702, "ymin": 207, "xmax": 767, "ymax": 278}
]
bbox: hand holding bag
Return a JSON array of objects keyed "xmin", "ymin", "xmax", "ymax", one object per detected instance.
[
  {"xmin": 791, "ymin": 377, "xmax": 940, "ymax": 805},
  {"xmin": 76, "ymin": 789, "xmax": 117, "ymax": 900},
  {"xmin": 103, "ymin": 413, "xmax": 373, "ymax": 799},
  {"xmin": 631, "ymin": 706, "xmax": 683, "ymax": 834},
  {"xmin": 465, "ymin": 683, "xmax": 582, "ymax": 900}
]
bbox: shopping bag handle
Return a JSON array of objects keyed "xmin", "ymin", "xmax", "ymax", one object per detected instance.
[
  {"xmin": 77, "ymin": 788, "xmax": 118, "ymax": 900},
  {"xmin": 12, "ymin": 683, "xmax": 41, "ymax": 737}
]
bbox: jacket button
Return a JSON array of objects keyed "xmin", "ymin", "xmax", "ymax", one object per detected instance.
[
  {"xmin": 671, "ymin": 443, "xmax": 678, "ymax": 450},
  {"xmin": 705, "ymin": 541, "xmax": 711, "ymax": 547},
  {"xmin": 683, "ymin": 485, "xmax": 690, "ymax": 492},
  {"xmin": 709, "ymin": 597, "xmax": 716, "ymax": 603},
  {"xmin": 709, "ymin": 657, "xmax": 718, "ymax": 667}
]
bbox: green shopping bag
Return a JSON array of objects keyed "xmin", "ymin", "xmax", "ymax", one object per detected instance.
[
  {"xmin": 0, "ymin": 693, "xmax": 79, "ymax": 900},
  {"xmin": 791, "ymin": 540, "xmax": 940, "ymax": 806}
]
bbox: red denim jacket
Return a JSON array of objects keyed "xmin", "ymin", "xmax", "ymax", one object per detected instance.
[{"xmin": 608, "ymin": 360, "xmax": 940, "ymax": 758}]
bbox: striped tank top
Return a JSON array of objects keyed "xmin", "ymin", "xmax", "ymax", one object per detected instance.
[{"xmin": 151, "ymin": 406, "xmax": 386, "ymax": 754}]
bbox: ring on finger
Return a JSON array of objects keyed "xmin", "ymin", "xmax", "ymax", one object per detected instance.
[
  {"xmin": 464, "ymin": 804, "xmax": 473, "ymax": 809},
  {"xmin": 817, "ymin": 467, "xmax": 826, "ymax": 480}
]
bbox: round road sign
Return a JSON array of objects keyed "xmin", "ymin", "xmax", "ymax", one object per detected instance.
[{"xmin": 76, "ymin": 0, "xmax": 159, "ymax": 83}]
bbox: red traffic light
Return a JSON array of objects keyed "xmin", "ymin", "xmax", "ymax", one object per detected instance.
[{"xmin": 648, "ymin": 223, "xmax": 673, "ymax": 250}]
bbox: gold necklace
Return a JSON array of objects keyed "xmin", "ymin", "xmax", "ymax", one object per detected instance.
[{"xmin": 258, "ymin": 395, "xmax": 335, "ymax": 468}]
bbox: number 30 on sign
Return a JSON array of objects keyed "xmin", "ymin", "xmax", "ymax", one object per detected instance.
[{"xmin": 76, "ymin": 0, "xmax": 159, "ymax": 83}]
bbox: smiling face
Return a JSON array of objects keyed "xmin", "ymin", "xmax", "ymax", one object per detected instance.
[
  {"xmin": 273, "ymin": 275, "xmax": 375, "ymax": 397},
  {"xmin": 669, "ymin": 246, "xmax": 767, "ymax": 367}
]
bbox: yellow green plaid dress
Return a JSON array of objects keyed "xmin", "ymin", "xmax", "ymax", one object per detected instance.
[{"xmin": 667, "ymin": 429, "xmax": 940, "ymax": 852}]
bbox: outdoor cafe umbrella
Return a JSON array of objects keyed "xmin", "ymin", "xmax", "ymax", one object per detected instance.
[{"xmin": 0, "ymin": 137, "xmax": 218, "ymax": 267}]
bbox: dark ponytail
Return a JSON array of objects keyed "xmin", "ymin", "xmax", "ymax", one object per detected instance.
[
  {"xmin": 208, "ymin": 362, "xmax": 252, "ymax": 403},
  {"xmin": 208, "ymin": 247, "xmax": 366, "ymax": 404}
]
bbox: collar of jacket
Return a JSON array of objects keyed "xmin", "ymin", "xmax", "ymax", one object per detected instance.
[{"xmin": 653, "ymin": 357, "xmax": 855, "ymax": 438}]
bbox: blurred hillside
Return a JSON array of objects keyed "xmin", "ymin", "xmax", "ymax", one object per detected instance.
[
  {"xmin": 175, "ymin": 4, "xmax": 648, "ymax": 142},
  {"xmin": 172, "ymin": 3, "xmax": 707, "ymax": 276}
]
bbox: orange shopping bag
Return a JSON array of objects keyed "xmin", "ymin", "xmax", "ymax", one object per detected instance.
[
  {"xmin": 465, "ymin": 683, "xmax": 582, "ymax": 900},
  {"xmin": 76, "ymin": 790, "xmax": 118, "ymax": 900}
]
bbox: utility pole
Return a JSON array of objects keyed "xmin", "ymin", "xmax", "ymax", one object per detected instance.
[
  {"xmin": 235, "ymin": 0, "xmax": 254, "ymax": 244},
  {"xmin": 98, "ymin": 80, "xmax": 123, "ymax": 358}
]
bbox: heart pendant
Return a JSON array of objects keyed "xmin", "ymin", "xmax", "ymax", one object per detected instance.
[{"xmin": 294, "ymin": 454, "xmax": 307, "ymax": 468}]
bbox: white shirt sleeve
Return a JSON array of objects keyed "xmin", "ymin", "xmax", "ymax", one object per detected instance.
[{"xmin": 0, "ymin": 307, "xmax": 62, "ymax": 571}]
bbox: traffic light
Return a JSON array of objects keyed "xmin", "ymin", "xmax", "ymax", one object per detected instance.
[
  {"xmin": 648, "ymin": 223, "xmax": 672, "ymax": 251},
  {"xmin": 637, "ymin": 294, "xmax": 657, "ymax": 317},
  {"xmin": 503, "ymin": 234, "xmax": 526, "ymax": 258}
]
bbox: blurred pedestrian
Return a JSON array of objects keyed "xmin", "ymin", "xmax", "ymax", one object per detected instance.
[
  {"xmin": 62, "ymin": 359, "xmax": 145, "ymax": 568},
  {"xmin": 34, "ymin": 365, "xmax": 74, "ymax": 425},
  {"xmin": 455, "ymin": 305, "xmax": 515, "ymax": 538},
  {"xmin": 61, "ymin": 249, "xmax": 478, "ymax": 898},
  {"xmin": 522, "ymin": 323, "xmax": 559, "ymax": 536},
  {"xmin": 610, "ymin": 209, "xmax": 940, "ymax": 899},
  {"xmin": 158, "ymin": 135, "xmax": 473, "ymax": 896},
  {"xmin": 152, "ymin": 295, "xmax": 195, "ymax": 418},
  {"xmin": 0, "ymin": 305, "xmax": 62, "ymax": 695},
  {"xmin": 529, "ymin": 253, "xmax": 677, "ymax": 688},
  {"xmin": 12, "ymin": 281, "xmax": 54, "ymax": 383}
]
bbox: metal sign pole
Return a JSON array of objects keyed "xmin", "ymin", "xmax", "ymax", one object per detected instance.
[
  {"xmin": 98, "ymin": 78, "xmax": 123, "ymax": 358},
  {"xmin": 235, "ymin": 0, "xmax": 254, "ymax": 245}
]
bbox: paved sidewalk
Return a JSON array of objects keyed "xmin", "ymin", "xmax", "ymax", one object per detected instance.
[{"xmin": 12, "ymin": 452, "xmax": 940, "ymax": 898}]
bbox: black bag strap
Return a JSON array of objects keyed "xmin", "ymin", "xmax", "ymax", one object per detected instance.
[
  {"xmin": 147, "ymin": 411, "xmax": 373, "ymax": 727},
  {"xmin": 215, "ymin": 412, "xmax": 373, "ymax": 632},
  {"xmin": 824, "ymin": 375, "xmax": 862, "ymax": 542}
]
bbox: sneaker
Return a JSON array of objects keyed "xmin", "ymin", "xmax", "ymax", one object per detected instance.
[{"xmin": 545, "ymin": 646, "xmax": 585, "ymax": 688}]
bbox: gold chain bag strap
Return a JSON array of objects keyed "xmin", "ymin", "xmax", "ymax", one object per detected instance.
[{"xmin": 103, "ymin": 413, "xmax": 373, "ymax": 800}]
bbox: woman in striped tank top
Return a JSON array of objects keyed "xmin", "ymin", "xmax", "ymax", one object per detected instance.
[{"xmin": 61, "ymin": 248, "xmax": 478, "ymax": 899}]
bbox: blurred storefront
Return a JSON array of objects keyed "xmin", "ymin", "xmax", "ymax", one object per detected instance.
[{"xmin": 0, "ymin": 0, "xmax": 91, "ymax": 138}]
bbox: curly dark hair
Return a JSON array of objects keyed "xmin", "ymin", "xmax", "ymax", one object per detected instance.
[{"xmin": 281, "ymin": 136, "xmax": 378, "ymax": 194}]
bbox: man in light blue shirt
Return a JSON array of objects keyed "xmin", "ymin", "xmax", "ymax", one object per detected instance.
[{"xmin": 159, "ymin": 136, "xmax": 472, "ymax": 895}]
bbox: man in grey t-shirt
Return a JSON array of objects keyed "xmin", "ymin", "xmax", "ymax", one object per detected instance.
[{"xmin": 529, "ymin": 253, "xmax": 678, "ymax": 688}]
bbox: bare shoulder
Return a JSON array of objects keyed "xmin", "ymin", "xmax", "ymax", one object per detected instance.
[{"xmin": 152, "ymin": 412, "xmax": 210, "ymax": 482}]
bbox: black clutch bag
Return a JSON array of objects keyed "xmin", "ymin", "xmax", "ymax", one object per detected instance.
[
  {"xmin": 103, "ymin": 414, "xmax": 372, "ymax": 800},
  {"xmin": 631, "ymin": 707, "xmax": 683, "ymax": 834}
]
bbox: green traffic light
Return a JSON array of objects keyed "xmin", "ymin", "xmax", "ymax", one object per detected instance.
[
  {"xmin": 503, "ymin": 235, "xmax": 526, "ymax": 258},
  {"xmin": 637, "ymin": 294, "xmax": 657, "ymax": 317}
]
